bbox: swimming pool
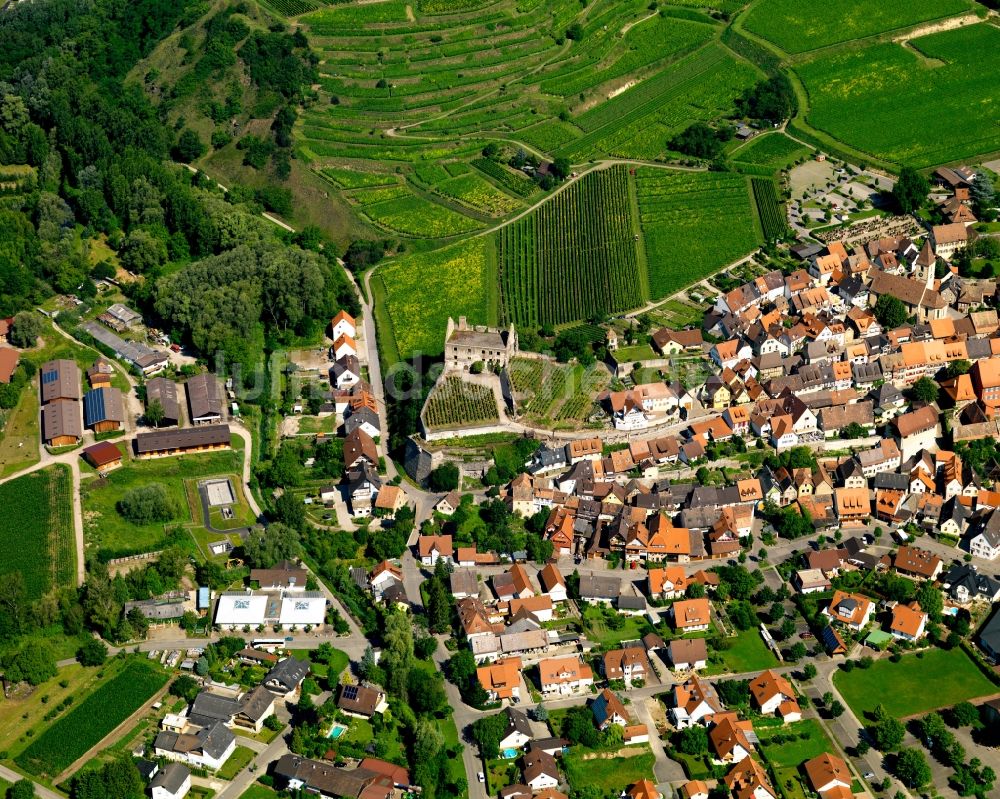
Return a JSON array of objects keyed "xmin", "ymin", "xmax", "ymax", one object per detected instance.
[
  {"xmin": 502, "ymin": 748, "xmax": 518, "ymax": 759},
  {"xmin": 328, "ymin": 724, "xmax": 348, "ymax": 739}
]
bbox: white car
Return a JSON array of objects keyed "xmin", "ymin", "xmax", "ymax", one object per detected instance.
[{"xmin": 478, "ymin": 772, "xmax": 486, "ymax": 783}]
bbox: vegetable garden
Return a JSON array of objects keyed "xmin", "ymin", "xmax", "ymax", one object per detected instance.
[
  {"xmin": 497, "ymin": 166, "xmax": 643, "ymax": 327},
  {"xmin": 16, "ymin": 659, "xmax": 169, "ymax": 776},
  {"xmin": 0, "ymin": 466, "xmax": 75, "ymax": 600},
  {"xmin": 423, "ymin": 377, "xmax": 500, "ymax": 430},
  {"xmin": 636, "ymin": 169, "xmax": 761, "ymax": 299}
]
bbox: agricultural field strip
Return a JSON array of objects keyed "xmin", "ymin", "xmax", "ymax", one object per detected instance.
[
  {"xmin": 497, "ymin": 166, "xmax": 643, "ymax": 327},
  {"xmin": 16, "ymin": 660, "xmax": 169, "ymax": 776}
]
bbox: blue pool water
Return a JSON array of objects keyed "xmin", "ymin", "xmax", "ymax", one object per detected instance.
[
  {"xmin": 328, "ymin": 724, "xmax": 348, "ymax": 739},
  {"xmin": 502, "ymin": 748, "xmax": 518, "ymax": 759}
]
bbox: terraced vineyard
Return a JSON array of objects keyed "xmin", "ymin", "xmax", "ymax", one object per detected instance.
[
  {"xmin": 497, "ymin": 166, "xmax": 643, "ymax": 327},
  {"xmin": 636, "ymin": 169, "xmax": 761, "ymax": 298},
  {"xmin": 557, "ymin": 44, "xmax": 758, "ymax": 161},
  {"xmin": 731, "ymin": 133, "xmax": 812, "ymax": 172},
  {"xmin": 508, "ymin": 357, "xmax": 610, "ymax": 423},
  {"xmin": 423, "ymin": 377, "xmax": 500, "ymax": 430}
]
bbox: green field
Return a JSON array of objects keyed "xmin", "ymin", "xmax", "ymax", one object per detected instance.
[
  {"xmin": 707, "ymin": 628, "xmax": 780, "ymax": 674},
  {"xmin": 373, "ymin": 235, "xmax": 497, "ymax": 362},
  {"xmin": 80, "ymin": 446, "xmax": 244, "ymax": 560},
  {"xmin": 833, "ymin": 647, "xmax": 997, "ymax": 720},
  {"xmin": 238, "ymin": 785, "xmax": 280, "ymax": 799},
  {"xmin": 16, "ymin": 658, "xmax": 168, "ymax": 777},
  {"xmin": 636, "ymin": 169, "xmax": 761, "ymax": 299},
  {"xmin": 742, "ymin": 0, "xmax": 972, "ymax": 54},
  {"xmin": 796, "ymin": 24, "xmax": 1000, "ymax": 168},
  {"xmin": 218, "ymin": 746, "xmax": 256, "ymax": 780},
  {"xmin": 563, "ymin": 749, "xmax": 656, "ymax": 793},
  {"xmin": 497, "ymin": 167, "xmax": 644, "ymax": 327},
  {"xmin": 758, "ymin": 719, "xmax": 836, "ymax": 767},
  {"xmin": 732, "ymin": 133, "xmax": 812, "ymax": 170},
  {"xmin": 0, "ymin": 466, "xmax": 75, "ymax": 599},
  {"xmin": 423, "ymin": 377, "xmax": 500, "ymax": 430}
]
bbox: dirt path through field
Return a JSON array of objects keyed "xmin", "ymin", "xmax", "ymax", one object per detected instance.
[{"xmin": 892, "ymin": 12, "xmax": 982, "ymax": 45}]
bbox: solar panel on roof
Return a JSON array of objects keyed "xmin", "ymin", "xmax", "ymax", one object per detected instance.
[
  {"xmin": 342, "ymin": 685, "xmax": 359, "ymax": 700},
  {"xmin": 84, "ymin": 389, "xmax": 107, "ymax": 425},
  {"xmin": 42, "ymin": 370, "xmax": 58, "ymax": 384}
]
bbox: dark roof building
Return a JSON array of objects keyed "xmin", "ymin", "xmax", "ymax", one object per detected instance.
[
  {"xmin": 186, "ymin": 373, "xmax": 222, "ymax": 424},
  {"xmin": 273, "ymin": 754, "xmax": 393, "ymax": 799},
  {"xmin": 83, "ymin": 386, "xmax": 125, "ymax": 429},
  {"xmin": 337, "ymin": 683, "xmax": 386, "ymax": 717},
  {"xmin": 264, "ymin": 657, "xmax": 310, "ymax": 695},
  {"xmin": 42, "ymin": 399, "xmax": 83, "ymax": 444},
  {"xmin": 40, "ymin": 359, "xmax": 81, "ymax": 403},
  {"xmin": 135, "ymin": 425, "xmax": 231, "ymax": 457},
  {"xmin": 147, "ymin": 377, "xmax": 181, "ymax": 426}
]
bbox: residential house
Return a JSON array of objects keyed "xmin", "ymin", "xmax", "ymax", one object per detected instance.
[
  {"xmin": 338, "ymin": 684, "xmax": 388, "ymax": 718},
  {"xmin": 890, "ymin": 602, "xmax": 928, "ymax": 641},
  {"xmin": 538, "ymin": 656, "xmax": 594, "ymax": 696},
  {"xmin": 803, "ymin": 754, "xmax": 852, "ymax": 799},
  {"xmin": 709, "ymin": 714, "xmax": 754, "ymax": 763},
  {"xmin": 670, "ymin": 675, "xmax": 724, "ymax": 728},
  {"xmin": 538, "ymin": 564, "xmax": 567, "ymax": 602},
  {"xmin": 330, "ymin": 310, "xmax": 357, "ymax": 341},
  {"xmin": 940, "ymin": 564, "xmax": 1000, "ymax": 603},
  {"xmin": 667, "ymin": 638, "xmax": 708, "ymax": 671},
  {"xmin": 523, "ymin": 749, "xmax": 560, "ymax": 792},
  {"xmin": 263, "ymin": 657, "xmax": 310, "ymax": 697},
  {"xmin": 725, "ymin": 757, "xmax": 777, "ymax": 799},
  {"xmin": 826, "ymin": 591, "xmax": 874, "ymax": 630},
  {"xmin": 591, "ymin": 688, "xmax": 630, "ymax": 729},
  {"xmin": 893, "ymin": 546, "xmax": 943, "ymax": 580},
  {"xmin": 749, "ymin": 670, "xmax": 801, "ymax": 722},
  {"xmin": 477, "ymin": 658, "xmax": 523, "ymax": 702},
  {"xmin": 154, "ymin": 722, "xmax": 235, "ymax": 772},
  {"xmin": 603, "ymin": 648, "xmax": 650, "ymax": 686},
  {"xmin": 150, "ymin": 763, "xmax": 191, "ymax": 799},
  {"xmin": 671, "ymin": 598, "xmax": 711, "ymax": 632},
  {"xmin": 499, "ymin": 708, "xmax": 533, "ymax": 751},
  {"xmin": 418, "ymin": 534, "xmax": 453, "ymax": 566}
]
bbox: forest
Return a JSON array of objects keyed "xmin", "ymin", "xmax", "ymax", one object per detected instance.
[{"xmin": 0, "ymin": 0, "xmax": 354, "ymax": 374}]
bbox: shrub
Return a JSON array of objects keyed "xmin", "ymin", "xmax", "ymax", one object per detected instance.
[{"xmin": 117, "ymin": 483, "xmax": 178, "ymax": 524}]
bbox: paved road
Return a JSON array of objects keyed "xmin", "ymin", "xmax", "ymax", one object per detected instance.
[
  {"xmin": 0, "ymin": 766, "xmax": 63, "ymax": 799},
  {"xmin": 216, "ymin": 701, "xmax": 295, "ymax": 798}
]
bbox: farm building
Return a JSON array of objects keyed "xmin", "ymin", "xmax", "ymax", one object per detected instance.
[
  {"xmin": 0, "ymin": 347, "xmax": 18, "ymax": 383},
  {"xmin": 135, "ymin": 425, "xmax": 231, "ymax": 459},
  {"xmin": 100, "ymin": 302, "xmax": 142, "ymax": 330},
  {"xmin": 83, "ymin": 386, "xmax": 126, "ymax": 432},
  {"xmin": 86, "ymin": 357, "xmax": 114, "ymax": 388},
  {"xmin": 80, "ymin": 321, "xmax": 169, "ymax": 376},
  {"xmin": 186, "ymin": 373, "xmax": 222, "ymax": 425},
  {"xmin": 82, "ymin": 441, "xmax": 124, "ymax": 473},
  {"xmin": 146, "ymin": 376, "xmax": 181, "ymax": 426},
  {"xmin": 42, "ymin": 400, "xmax": 83, "ymax": 446},
  {"xmin": 40, "ymin": 359, "xmax": 81, "ymax": 404}
]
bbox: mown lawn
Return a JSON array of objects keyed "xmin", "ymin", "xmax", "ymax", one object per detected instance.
[
  {"xmin": 218, "ymin": 746, "xmax": 256, "ymax": 780},
  {"xmin": 238, "ymin": 785, "xmax": 279, "ymax": 799},
  {"xmin": 582, "ymin": 605, "xmax": 652, "ymax": 647},
  {"xmin": 833, "ymin": 647, "xmax": 997, "ymax": 720},
  {"xmin": 707, "ymin": 628, "xmax": 779, "ymax": 674},
  {"xmin": 563, "ymin": 748, "xmax": 656, "ymax": 794},
  {"xmin": 757, "ymin": 719, "xmax": 836, "ymax": 768}
]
